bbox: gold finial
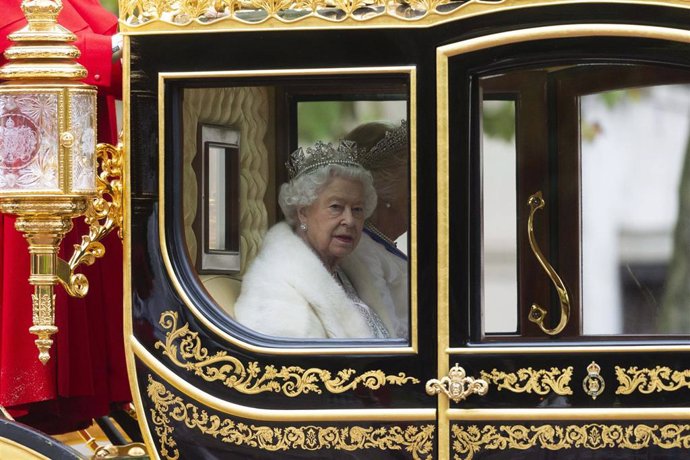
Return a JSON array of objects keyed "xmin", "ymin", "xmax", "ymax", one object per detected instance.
[{"xmin": 0, "ymin": 0, "xmax": 86, "ymax": 81}]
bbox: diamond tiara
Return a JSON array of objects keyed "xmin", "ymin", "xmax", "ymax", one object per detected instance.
[
  {"xmin": 286, "ymin": 139, "xmax": 364, "ymax": 179},
  {"xmin": 358, "ymin": 119, "xmax": 408, "ymax": 168}
]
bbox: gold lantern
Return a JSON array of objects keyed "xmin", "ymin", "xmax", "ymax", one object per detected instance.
[{"xmin": 0, "ymin": 0, "xmax": 122, "ymax": 364}]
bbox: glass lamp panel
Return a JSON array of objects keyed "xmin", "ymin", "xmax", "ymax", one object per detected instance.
[
  {"xmin": 69, "ymin": 91, "xmax": 97, "ymax": 193},
  {"xmin": 0, "ymin": 91, "xmax": 60, "ymax": 192}
]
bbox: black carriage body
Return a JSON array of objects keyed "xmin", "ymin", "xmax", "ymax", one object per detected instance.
[{"xmin": 125, "ymin": 2, "xmax": 690, "ymax": 459}]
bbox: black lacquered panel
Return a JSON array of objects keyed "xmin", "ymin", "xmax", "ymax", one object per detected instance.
[
  {"xmin": 137, "ymin": 362, "xmax": 436, "ymax": 460},
  {"xmin": 446, "ymin": 353, "xmax": 690, "ymax": 409},
  {"xmin": 126, "ymin": 2, "xmax": 690, "ymax": 459}
]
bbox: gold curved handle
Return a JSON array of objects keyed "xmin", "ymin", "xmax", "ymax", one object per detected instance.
[
  {"xmin": 527, "ymin": 191, "xmax": 570, "ymax": 336},
  {"xmin": 425, "ymin": 364, "xmax": 488, "ymax": 404}
]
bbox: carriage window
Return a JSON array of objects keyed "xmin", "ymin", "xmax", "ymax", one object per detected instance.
[
  {"xmin": 478, "ymin": 64, "xmax": 690, "ymax": 340},
  {"xmin": 179, "ymin": 75, "xmax": 412, "ymax": 343}
]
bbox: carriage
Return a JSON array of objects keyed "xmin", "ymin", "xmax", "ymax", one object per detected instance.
[{"xmin": 3, "ymin": 0, "xmax": 690, "ymax": 458}]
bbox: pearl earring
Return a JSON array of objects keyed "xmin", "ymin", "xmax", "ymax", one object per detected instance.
[
  {"xmin": 299, "ymin": 222, "xmax": 308, "ymax": 231},
  {"xmin": 385, "ymin": 202, "xmax": 392, "ymax": 208}
]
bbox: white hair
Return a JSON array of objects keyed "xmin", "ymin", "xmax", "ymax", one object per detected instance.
[{"xmin": 279, "ymin": 164, "xmax": 377, "ymax": 226}]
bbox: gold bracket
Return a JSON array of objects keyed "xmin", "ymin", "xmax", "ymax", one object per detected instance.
[
  {"xmin": 425, "ymin": 363, "xmax": 488, "ymax": 404},
  {"xmin": 583, "ymin": 361, "xmax": 605, "ymax": 400},
  {"xmin": 93, "ymin": 443, "xmax": 148, "ymax": 458},
  {"xmin": 527, "ymin": 191, "xmax": 571, "ymax": 336},
  {"xmin": 57, "ymin": 140, "xmax": 123, "ymax": 297}
]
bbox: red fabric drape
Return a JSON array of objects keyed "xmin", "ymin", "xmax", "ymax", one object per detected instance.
[{"xmin": 0, "ymin": 0, "xmax": 130, "ymax": 434}]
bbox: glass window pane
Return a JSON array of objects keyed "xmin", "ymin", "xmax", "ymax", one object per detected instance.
[
  {"xmin": 482, "ymin": 99, "xmax": 518, "ymax": 334},
  {"xmin": 581, "ymin": 84, "xmax": 690, "ymax": 334}
]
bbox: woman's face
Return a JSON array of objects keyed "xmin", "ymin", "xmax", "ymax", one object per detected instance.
[{"xmin": 298, "ymin": 176, "xmax": 366, "ymax": 270}]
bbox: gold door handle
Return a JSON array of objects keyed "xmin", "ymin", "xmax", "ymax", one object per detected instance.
[
  {"xmin": 425, "ymin": 364, "xmax": 488, "ymax": 404},
  {"xmin": 527, "ymin": 191, "xmax": 571, "ymax": 336}
]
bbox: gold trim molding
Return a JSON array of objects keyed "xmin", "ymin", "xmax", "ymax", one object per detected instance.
[
  {"xmin": 147, "ymin": 375, "xmax": 435, "ymax": 460},
  {"xmin": 155, "ymin": 311, "xmax": 419, "ymax": 396},
  {"xmin": 616, "ymin": 366, "xmax": 690, "ymax": 395},
  {"xmin": 120, "ymin": 0, "xmax": 491, "ymax": 29},
  {"xmin": 480, "ymin": 367, "xmax": 573, "ymax": 396},
  {"xmin": 451, "ymin": 423, "xmax": 690, "ymax": 460}
]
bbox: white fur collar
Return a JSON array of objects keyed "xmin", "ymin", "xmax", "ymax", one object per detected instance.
[{"xmin": 237, "ymin": 222, "xmax": 373, "ymax": 338}]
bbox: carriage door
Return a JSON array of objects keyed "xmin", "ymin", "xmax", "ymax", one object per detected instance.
[{"xmin": 434, "ymin": 24, "xmax": 690, "ymax": 459}]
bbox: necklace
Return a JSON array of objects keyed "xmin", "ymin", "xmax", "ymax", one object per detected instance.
[{"xmin": 364, "ymin": 222, "xmax": 397, "ymax": 248}]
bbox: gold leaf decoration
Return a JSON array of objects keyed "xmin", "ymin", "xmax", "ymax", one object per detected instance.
[
  {"xmin": 480, "ymin": 366, "xmax": 573, "ymax": 395},
  {"xmin": 146, "ymin": 375, "xmax": 435, "ymax": 460},
  {"xmin": 451, "ymin": 423, "xmax": 690, "ymax": 460},
  {"xmin": 404, "ymin": 0, "xmax": 450, "ymax": 13},
  {"xmin": 293, "ymin": 0, "xmax": 321, "ymax": 12},
  {"xmin": 154, "ymin": 310, "xmax": 419, "ymax": 397},
  {"xmin": 179, "ymin": 0, "xmax": 215, "ymax": 19},
  {"xmin": 615, "ymin": 365, "xmax": 690, "ymax": 395},
  {"xmin": 332, "ymin": 0, "xmax": 369, "ymax": 15},
  {"xmin": 251, "ymin": 0, "xmax": 294, "ymax": 15}
]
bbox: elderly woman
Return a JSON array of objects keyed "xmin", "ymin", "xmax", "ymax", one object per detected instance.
[
  {"xmin": 342, "ymin": 120, "xmax": 409, "ymax": 338},
  {"xmin": 234, "ymin": 140, "xmax": 394, "ymax": 339}
]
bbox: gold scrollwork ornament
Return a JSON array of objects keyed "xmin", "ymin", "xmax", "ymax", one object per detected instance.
[
  {"xmin": 451, "ymin": 423, "xmax": 690, "ymax": 460},
  {"xmin": 425, "ymin": 363, "xmax": 488, "ymax": 404},
  {"xmin": 481, "ymin": 366, "xmax": 573, "ymax": 396},
  {"xmin": 583, "ymin": 361, "xmax": 605, "ymax": 400},
  {"xmin": 155, "ymin": 311, "xmax": 419, "ymax": 396},
  {"xmin": 146, "ymin": 375, "xmax": 435, "ymax": 460},
  {"xmin": 615, "ymin": 365, "xmax": 690, "ymax": 395}
]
